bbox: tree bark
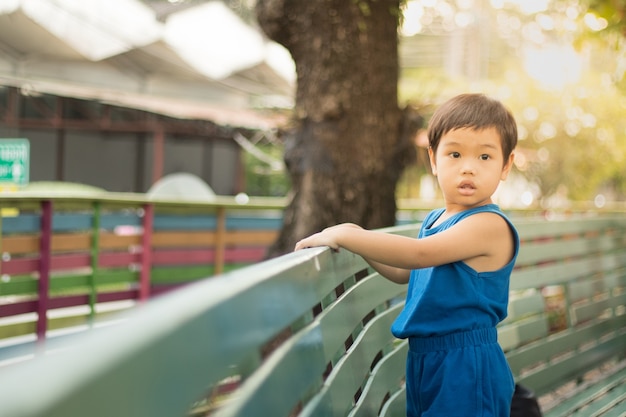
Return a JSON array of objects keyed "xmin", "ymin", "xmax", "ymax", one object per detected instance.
[{"xmin": 256, "ymin": 0, "xmax": 421, "ymax": 257}]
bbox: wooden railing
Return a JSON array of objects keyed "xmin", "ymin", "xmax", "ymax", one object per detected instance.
[
  {"xmin": 0, "ymin": 193, "xmax": 284, "ymax": 352},
  {"xmin": 0, "ymin": 216, "xmax": 624, "ymax": 417}
]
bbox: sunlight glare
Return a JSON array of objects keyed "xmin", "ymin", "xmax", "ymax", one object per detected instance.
[
  {"xmin": 490, "ymin": 0, "xmax": 549, "ymax": 14},
  {"xmin": 401, "ymin": 1, "xmax": 424, "ymax": 36},
  {"xmin": 523, "ymin": 44, "xmax": 582, "ymax": 89},
  {"xmin": 583, "ymin": 13, "xmax": 608, "ymax": 31}
]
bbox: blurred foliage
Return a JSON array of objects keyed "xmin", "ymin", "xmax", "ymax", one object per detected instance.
[
  {"xmin": 243, "ymin": 142, "xmax": 290, "ymax": 197},
  {"xmin": 396, "ymin": 0, "xmax": 626, "ymax": 206}
]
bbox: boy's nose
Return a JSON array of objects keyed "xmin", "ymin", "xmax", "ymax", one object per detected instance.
[{"xmin": 461, "ymin": 163, "xmax": 476, "ymax": 174}]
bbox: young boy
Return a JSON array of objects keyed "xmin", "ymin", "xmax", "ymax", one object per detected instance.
[{"xmin": 295, "ymin": 93, "xmax": 519, "ymax": 416}]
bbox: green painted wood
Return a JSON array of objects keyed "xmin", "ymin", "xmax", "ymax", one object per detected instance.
[
  {"xmin": 507, "ymin": 315, "xmax": 626, "ymax": 375},
  {"xmin": 570, "ymin": 383, "xmax": 626, "ymax": 417},
  {"xmin": 150, "ymin": 266, "xmax": 215, "ymax": 284},
  {"xmin": 511, "ymin": 252, "xmax": 626, "ymax": 291},
  {"xmin": 301, "ymin": 304, "xmax": 404, "ymax": 417},
  {"xmin": 571, "ymin": 297, "xmax": 613, "ymax": 325},
  {"xmin": 503, "ymin": 292, "xmax": 545, "ymax": 323},
  {"xmin": 543, "ymin": 363, "xmax": 626, "ymax": 417},
  {"xmin": 516, "ymin": 234, "xmax": 619, "ymax": 266},
  {"xmin": 379, "ymin": 386, "xmax": 406, "ymax": 417},
  {"xmin": 514, "ymin": 218, "xmax": 620, "ymax": 241},
  {"xmin": 93, "ymin": 270, "xmax": 139, "ymax": 287},
  {"xmin": 568, "ymin": 279, "xmax": 606, "ymax": 303},
  {"xmin": 347, "ymin": 342, "xmax": 408, "ymax": 417},
  {"xmin": 499, "ymin": 315, "xmax": 549, "ymax": 352},
  {"xmin": 1, "ymin": 216, "xmax": 626, "ymax": 417},
  {"xmin": 0, "ymin": 276, "xmax": 37, "ymax": 295},
  {"xmin": 514, "ymin": 330, "xmax": 626, "ymax": 396},
  {"xmin": 0, "ymin": 268, "xmax": 136, "ymax": 297},
  {"xmin": 214, "ymin": 273, "xmax": 405, "ymax": 417}
]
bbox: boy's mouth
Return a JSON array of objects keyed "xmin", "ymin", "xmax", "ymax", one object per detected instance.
[{"xmin": 458, "ymin": 181, "xmax": 476, "ymax": 194}]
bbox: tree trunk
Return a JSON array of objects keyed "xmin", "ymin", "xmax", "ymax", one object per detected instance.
[{"xmin": 256, "ymin": 0, "xmax": 421, "ymax": 257}]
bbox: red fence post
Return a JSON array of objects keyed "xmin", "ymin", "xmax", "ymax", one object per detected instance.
[
  {"xmin": 214, "ymin": 206, "xmax": 226, "ymax": 275},
  {"xmin": 37, "ymin": 200, "xmax": 52, "ymax": 343},
  {"xmin": 89, "ymin": 201, "xmax": 101, "ymax": 322},
  {"xmin": 140, "ymin": 203, "xmax": 154, "ymax": 301}
]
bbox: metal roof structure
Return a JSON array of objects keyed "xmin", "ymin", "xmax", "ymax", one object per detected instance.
[{"xmin": 0, "ymin": 0, "xmax": 295, "ymax": 129}]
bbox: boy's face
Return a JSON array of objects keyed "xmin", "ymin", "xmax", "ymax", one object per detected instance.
[{"xmin": 428, "ymin": 127, "xmax": 514, "ymax": 212}]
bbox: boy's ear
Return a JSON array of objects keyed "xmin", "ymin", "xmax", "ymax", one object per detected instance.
[
  {"xmin": 428, "ymin": 147, "xmax": 437, "ymax": 176},
  {"xmin": 501, "ymin": 152, "xmax": 515, "ymax": 181}
]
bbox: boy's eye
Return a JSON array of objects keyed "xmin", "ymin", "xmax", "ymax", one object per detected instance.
[
  {"xmin": 450, "ymin": 152, "xmax": 461, "ymax": 158},
  {"xmin": 479, "ymin": 154, "xmax": 490, "ymax": 160}
]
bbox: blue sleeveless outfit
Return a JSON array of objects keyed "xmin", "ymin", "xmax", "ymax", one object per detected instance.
[{"xmin": 391, "ymin": 204, "xmax": 519, "ymax": 417}]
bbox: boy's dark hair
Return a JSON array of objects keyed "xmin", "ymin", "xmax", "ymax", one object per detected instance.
[{"xmin": 428, "ymin": 93, "xmax": 518, "ymax": 161}]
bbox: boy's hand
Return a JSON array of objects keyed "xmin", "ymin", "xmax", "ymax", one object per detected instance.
[{"xmin": 294, "ymin": 223, "xmax": 362, "ymax": 251}]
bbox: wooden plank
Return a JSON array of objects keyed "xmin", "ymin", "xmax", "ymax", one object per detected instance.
[
  {"xmin": 217, "ymin": 273, "xmax": 405, "ymax": 417},
  {"xmin": 507, "ymin": 316, "xmax": 626, "ymax": 375},
  {"xmin": 301, "ymin": 304, "xmax": 404, "ymax": 417},
  {"xmin": 224, "ymin": 247, "xmax": 266, "ymax": 263},
  {"xmin": 153, "ymin": 214, "xmax": 216, "ymax": 231},
  {"xmin": 1, "ymin": 232, "xmax": 140, "ymax": 255},
  {"xmin": 225, "ymin": 216, "xmax": 282, "ymax": 231},
  {"xmin": 0, "ymin": 276, "xmax": 37, "ymax": 296},
  {"xmin": 0, "ymin": 247, "xmax": 353, "ymax": 417},
  {"xmin": 2, "ymin": 213, "xmax": 40, "ymax": 234},
  {"xmin": 225, "ymin": 230, "xmax": 277, "ymax": 245},
  {"xmin": 499, "ymin": 316, "xmax": 549, "ymax": 352},
  {"xmin": 49, "ymin": 274, "xmax": 92, "ymax": 292},
  {"xmin": 516, "ymin": 332, "xmax": 626, "ymax": 397},
  {"xmin": 510, "ymin": 252, "xmax": 626, "ymax": 291},
  {"xmin": 571, "ymin": 298, "xmax": 612, "ymax": 325},
  {"xmin": 1, "ymin": 257, "xmax": 39, "ymax": 275},
  {"xmin": 568, "ymin": 279, "xmax": 606, "ymax": 303},
  {"xmin": 155, "ymin": 245, "xmax": 267, "ymax": 267},
  {"xmin": 151, "ymin": 214, "xmax": 282, "ymax": 232},
  {"xmin": 151, "ymin": 231, "xmax": 214, "ymax": 247},
  {"xmin": 379, "ymin": 386, "xmax": 406, "ymax": 417},
  {"xmin": 348, "ymin": 342, "xmax": 408, "ymax": 417},
  {"xmin": 514, "ymin": 218, "xmax": 618, "ymax": 242},
  {"xmin": 150, "ymin": 266, "xmax": 214, "ymax": 284},
  {"xmin": 99, "ymin": 251, "xmax": 141, "ymax": 268},
  {"xmin": 99, "ymin": 232, "xmax": 141, "ymax": 250},
  {"xmin": 94, "ymin": 270, "xmax": 138, "ymax": 287},
  {"xmin": 51, "ymin": 213, "xmax": 92, "ymax": 232},
  {"xmin": 570, "ymin": 379, "xmax": 626, "ymax": 417},
  {"xmin": 52, "ymin": 233, "xmax": 92, "ymax": 252},
  {"xmin": 0, "ymin": 299, "xmax": 37, "ymax": 317},
  {"xmin": 544, "ymin": 363, "xmax": 626, "ymax": 417},
  {"xmin": 152, "ymin": 249, "xmax": 213, "ymax": 266},
  {"xmin": 2, "ymin": 235, "xmax": 39, "ymax": 254},
  {"xmin": 516, "ymin": 234, "xmax": 623, "ymax": 266},
  {"xmin": 51, "ymin": 253, "xmax": 91, "ymax": 271},
  {"xmin": 504, "ymin": 292, "xmax": 545, "ymax": 323},
  {"xmin": 150, "ymin": 230, "xmax": 277, "ymax": 248},
  {"xmin": 100, "ymin": 212, "xmax": 141, "ymax": 231},
  {"xmin": 0, "ymin": 269, "xmax": 137, "ymax": 299},
  {"xmin": 0, "ymin": 321, "xmax": 36, "ymax": 340}
]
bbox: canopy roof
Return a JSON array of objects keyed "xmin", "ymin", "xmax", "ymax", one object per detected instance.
[{"xmin": 0, "ymin": 0, "xmax": 295, "ymax": 129}]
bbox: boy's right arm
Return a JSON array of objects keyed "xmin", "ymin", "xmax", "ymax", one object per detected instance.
[
  {"xmin": 295, "ymin": 223, "xmax": 411, "ymax": 284},
  {"xmin": 362, "ymin": 260, "xmax": 411, "ymax": 284}
]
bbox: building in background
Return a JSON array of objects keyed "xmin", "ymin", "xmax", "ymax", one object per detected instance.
[{"xmin": 0, "ymin": 0, "xmax": 295, "ymax": 194}]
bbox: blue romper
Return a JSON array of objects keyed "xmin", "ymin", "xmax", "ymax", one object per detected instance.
[{"xmin": 391, "ymin": 204, "xmax": 519, "ymax": 417}]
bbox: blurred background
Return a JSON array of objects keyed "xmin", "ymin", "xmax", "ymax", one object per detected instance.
[{"xmin": 0, "ymin": 0, "xmax": 625, "ymax": 209}]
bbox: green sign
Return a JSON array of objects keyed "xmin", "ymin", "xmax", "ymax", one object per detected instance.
[{"xmin": 0, "ymin": 139, "xmax": 29, "ymax": 185}]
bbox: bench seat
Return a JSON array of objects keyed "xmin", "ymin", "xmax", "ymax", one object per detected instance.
[{"xmin": 0, "ymin": 218, "xmax": 624, "ymax": 417}]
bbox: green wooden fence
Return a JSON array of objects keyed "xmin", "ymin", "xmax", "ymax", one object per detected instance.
[{"xmin": 0, "ymin": 215, "xmax": 624, "ymax": 416}]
